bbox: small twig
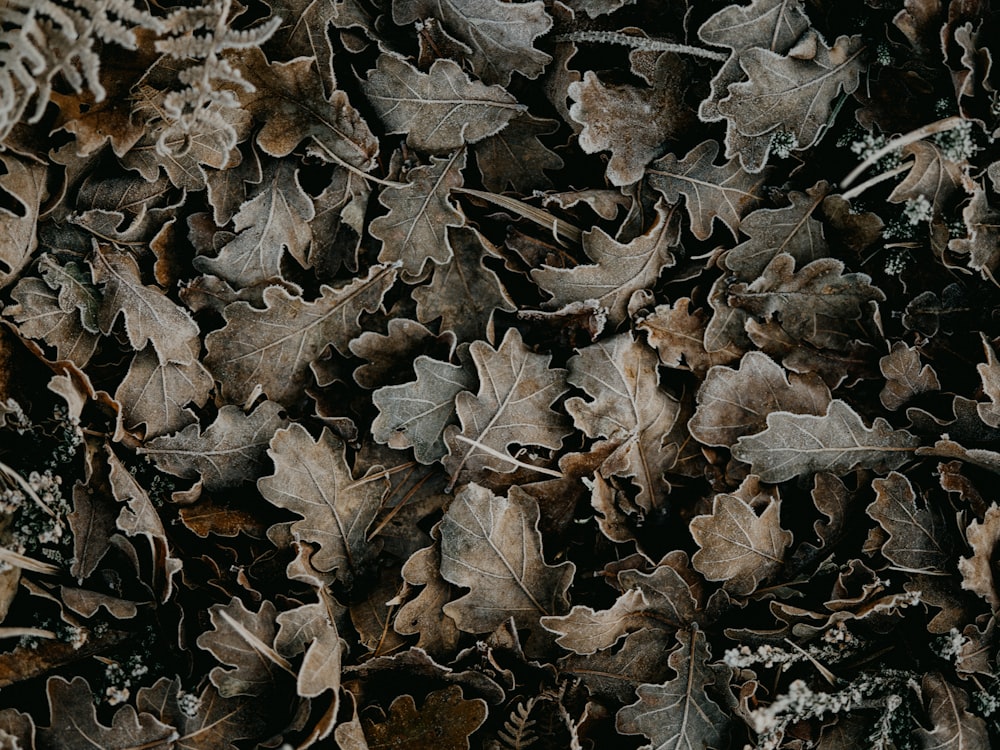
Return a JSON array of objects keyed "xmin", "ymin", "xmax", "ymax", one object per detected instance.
[
  {"xmin": 218, "ymin": 609, "xmax": 297, "ymax": 676},
  {"xmin": 450, "ymin": 434, "xmax": 565, "ymax": 485},
  {"xmin": 310, "ymin": 140, "xmax": 407, "ymax": 189},
  {"xmin": 0, "ymin": 627, "xmax": 56, "ymax": 640},
  {"xmin": 0, "ymin": 460, "xmax": 57, "ymax": 519},
  {"xmin": 841, "ymin": 116, "xmax": 964, "ymax": 188},
  {"xmin": 343, "ymin": 461, "xmax": 417, "ymax": 492},
  {"xmin": 839, "ymin": 160, "xmax": 911, "ymax": 201},
  {"xmin": 783, "ymin": 638, "xmax": 838, "ymax": 686},
  {"xmin": 554, "ymin": 31, "xmax": 729, "ymax": 61},
  {"xmin": 0, "ymin": 547, "xmax": 62, "ymax": 576},
  {"xmin": 453, "ymin": 187, "xmax": 583, "ymax": 244}
]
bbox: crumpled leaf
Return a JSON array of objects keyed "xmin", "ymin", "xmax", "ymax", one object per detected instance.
[
  {"xmin": 913, "ymin": 673, "xmax": 990, "ymax": 750},
  {"xmin": 369, "ymin": 150, "xmax": 466, "ymax": 278},
  {"xmin": 559, "ymin": 628, "xmax": 673, "ymax": 704},
  {"xmin": 195, "ymin": 160, "xmax": 315, "ymax": 287},
  {"xmin": 393, "ymin": 0, "xmax": 552, "ymax": 87},
  {"xmin": 196, "ymin": 597, "xmax": 286, "ymax": 698},
  {"xmin": 727, "ymin": 253, "xmax": 885, "ymax": 350},
  {"xmin": 473, "ymin": 113, "xmax": 562, "ymax": 193},
  {"xmin": 646, "ymin": 140, "xmax": 767, "ymax": 240},
  {"xmin": 732, "ymin": 400, "xmax": 920, "ymax": 482},
  {"xmin": 569, "ymin": 53, "xmax": 692, "ymax": 186},
  {"xmin": 616, "ymin": 628, "xmax": 729, "ymax": 750},
  {"xmin": 413, "ymin": 226, "xmax": 515, "ymax": 342},
  {"xmin": 976, "ymin": 335, "xmax": 1000, "ymax": 428},
  {"xmin": 637, "ymin": 297, "xmax": 740, "ymax": 374},
  {"xmin": 362, "ymin": 686, "xmax": 487, "ymax": 750},
  {"xmin": 717, "ymin": 34, "xmax": 866, "ymax": 168},
  {"xmin": 689, "ymin": 351, "xmax": 830, "ymax": 448},
  {"xmin": 0, "ymin": 153, "xmax": 46, "ymax": 290},
  {"xmin": 362, "ymin": 54, "xmax": 524, "ymax": 154},
  {"xmin": 949, "ymin": 187, "xmax": 1000, "ymax": 282},
  {"xmin": 443, "ymin": 328, "xmax": 570, "ymax": 488},
  {"xmin": 532, "ymin": 201, "xmax": 676, "ymax": 325},
  {"xmin": 566, "ymin": 332, "xmax": 680, "ymax": 512},
  {"xmin": 258, "ymin": 424, "xmax": 386, "ymax": 582},
  {"xmin": 439, "ymin": 483, "xmax": 574, "ymax": 637},
  {"xmin": 888, "ymin": 141, "xmax": 968, "ymax": 214},
  {"xmin": 238, "ymin": 49, "xmax": 378, "ymax": 170},
  {"xmin": 372, "ymin": 355, "xmax": 475, "ymax": 465},
  {"xmin": 879, "ymin": 341, "xmax": 940, "ymax": 411},
  {"xmin": 958, "ymin": 503, "xmax": 1000, "ymax": 609},
  {"xmin": 139, "ymin": 401, "xmax": 287, "ymax": 491},
  {"xmin": 868, "ymin": 471, "xmax": 951, "ymax": 574},
  {"xmin": 691, "ymin": 490, "xmax": 792, "ymax": 596},
  {"xmin": 541, "ymin": 588, "xmax": 649, "ymax": 655},
  {"xmin": 38, "ymin": 676, "xmax": 176, "ymax": 750},
  {"xmin": 204, "ymin": 264, "xmax": 398, "ymax": 407}
]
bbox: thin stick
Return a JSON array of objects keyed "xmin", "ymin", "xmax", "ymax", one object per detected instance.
[
  {"xmin": 451, "ymin": 434, "xmax": 565, "ymax": 480},
  {"xmin": 0, "ymin": 547, "xmax": 61, "ymax": 576},
  {"xmin": 0, "ymin": 627, "xmax": 56, "ymax": 640},
  {"xmin": 839, "ymin": 161, "xmax": 911, "ymax": 200},
  {"xmin": 310, "ymin": 141, "xmax": 407, "ymax": 189},
  {"xmin": 841, "ymin": 116, "xmax": 964, "ymax": 188},
  {"xmin": 0, "ymin": 460, "xmax": 57, "ymax": 518},
  {"xmin": 453, "ymin": 187, "xmax": 583, "ymax": 244},
  {"xmin": 554, "ymin": 31, "xmax": 729, "ymax": 61}
]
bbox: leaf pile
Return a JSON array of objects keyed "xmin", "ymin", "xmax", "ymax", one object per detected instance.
[{"xmin": 1, "ymin": 0, "xmax": 1000, "ymax": 748}]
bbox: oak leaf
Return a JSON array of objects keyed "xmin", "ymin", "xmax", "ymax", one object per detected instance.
[
  {"xmin": 115, "ymin": 349, "xmax": 213, "ymax": 438},
  {"xmin": 888, "ymin": 141, "xmax": 968, "ymax": 214},
  {"xmin": 439, "ymin": 483, "xmax": 574, "ymax": 637},
  {"xmin": 949, "ymin": 187, "xmax": 1000, "ymax": 282},
  {"xmin": 0, "ymin": 153, "xmax": 46, "ymax": 290},
  {"xmin": 868, "ymin": 471, "xmax": 951, "ymax": 573},
  {"xmin": 637, "ymin": 297, "xmax": 740, "ymax": 374},
  {"xmin": 258, "ymin": 424, "xmax": 386, "ymax": 582},
  {"xmin": 559, "ymin": 628, "xmax": 673, "ymax": 704},
  {"xmin": 369, "ymin": 150, "xmax": 466, "ymax": 279},
  {"xmin": 976, "ymin": 335, "xmax": 1000, "ymax": 427},
  {"xmin": 275, "ymin": 602, "xmax": 343, "ymax": 698},
  {"xmin": 958, "ymin": 503, "xmax": 1000, "ymax": 609},
  {"xmin": 541, "ymin": 588, "xmax": 649, "ymax": 655},
  {"xmin": 689, "ymin": 351, "xmax": 830, "ymax": 448},
  {"xmin": 879, "ymin": 341, "xmax": 940, "ymax": 411},
  {"xmin": 350, "ymin": 318, "xmax": 456, "ymax": 390},
  {"xmin": 394, "ymin": 542, "xmax": 462, "ymax": 657},
  {"xmin": 913, "ymin": 673, "xmax": 990, "ymax": 750},
  {"xmin": 646, "ymin": 140, "xmax": 767, "ymax": 240},
  {"xmin": 442, "ymin": 328, "xmax": 571, "ymax": 488},
  {"xmin": 139, "ymin": 401, "xmax": 287, "ymax": 491},
  {"xmin": 204, "ymin": 264, "xmax": 398, "ymax": 407},
  {"xmin": 361, "ymin": 54, "xmax": 524, "ymax": 154},
  {"xmin": 392, "ymin": 0, "xmax": 552, "ymax": 86},
  {"xmin": 473, "ymin": 113, "xmax": 562, "ymax": 193},
  {"xmin": 691, "ymin": 491, "xmax": 792, "ymax": 596},
  {"xmin": 196, "ymin": 597, "xmax": 286, "ymax": 698},
  {"xmin": 361, "ymin": 686, "xmax": 487, "ymax": 750},
  {"xmin": 732, "ymin": 399, "xmax": 920, "ymax": 482}
]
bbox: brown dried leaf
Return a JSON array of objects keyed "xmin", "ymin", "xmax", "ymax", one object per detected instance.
[
  {"xmin": 115, "ymin": 349, "xmax": 213, "ymax": 439},
  {"xmin": 638, "ymin": 297, "xmax": 740, "ymax": 375},
  {"xmin": 4, "ymin": 276, "xmax": 99, "ymax": 369},
  {"xmin": 439, "ymin": 484, "xmax": 574, "ymax": 637},
  {"xmin": 559, "ymin": 628, "xmax": 673, "ymax": 704},
  {"xmin": 541, "ymin": 588, "xmax": 649, "ymax": 655},
  {"xmin": 139, "ymin": 401, "xmax": 287, "ymax": 491},
  {"xmin": 914, "ymin": 673, "xmax": 990, "ymax": 750},
  {"xmin": 958, "ymin": 503, "xmax": 1000, "ymax": 609},
  {"xmin": 473, "ymin": 114, "xmax": 563, "ymax": 193},
  {"xmin": 204, "ymin": 264, "xmax": 398, "ymax": 407},
  {"xmin": 646, "ymin": 140, "xmax": 767, "ymax": 240},
  {"xmin": 362, "ymin": 686, "xmax": 487, "ymax": 750},
  {"xmin": 443, "ymin": 328, "xmax": 570, "ymax": 487},
  {"xmin": 350, "ymin": 319, "xmax": 456, "ymax": 390},
  {"xmin": 869, "ymin": 471, "xmax": 951, "ymax": 574},
  {"xmin": 690, "ymin": 351, "xmax": 831, "ymax": 448},
  {"xmin": 976, "ymin": 335, "xmax": 1000, "ymax": 427},
  {"xmin": 394, "ymin": 542, "xmax": 461, "ymax": 657},
  {"xmin": 567, "ymin": 333, "xmax": 680, "ymax": 511},
  {"xmin": 258, "ymin": 424, "xmax": 386, "ymax": 582},
  {"xmin": 950, "ymin": 187, "xmax": 1000, "ymax": 283},
  {"xmin": 888, "ymin": 141, "xmax": 969, "ymax": 214},
  {"xmin": 362, "ymin": 54, "xmax": 524, "ymax": 154},
  {"xmin": 532, "ymin": 201, "xmax": 676, "ymax": 325},
  {"xmin": 0, "ymin": 153, "xmax": 45, "ymax": 290},
  {"xmin": 196, "ymin": 597, "xmax": 286, "ymax": 698},
  {"xmin": 275, "ymin": 601, "xmax": 342, "ymax": 698},
  {"xmin": 879, "ymin": 341, "xmax": 940, "ymax": 410},
  {"xmin": 392, "ymin": 0, "xmax": 552, "ymax": 86},
  {"xmin": 732, "ymin": 399, "xmax": 920, "ymax": 482},
  {"xmin": 372, "ymin": 355, "xmax": 475, "ymax": 465},
  {"xmin": 369, "ymin": 150, "xmax": 466, "ymax": 278}
]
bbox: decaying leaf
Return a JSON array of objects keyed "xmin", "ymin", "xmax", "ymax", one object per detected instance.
[
  {"xmin": 879, "ymin": 341, "xmax": 940, "ymax": 410},
  {"xmin": 958, "ymin": 504, "xmax": 1000, "ymax": 609},
  {"xmin": 732, "ymin": 399, "xmax": 920, "ymax": 482},
  {"xmin": 362, "ymin": 685, "xmax": 487, "ymax": 750},
  {"xmin": 868, "ymin": 471, "xmax": 951, "ymax": 573},
  {"xmin": 637, "ymin": 297, "xmax": 741, "ymax": 374},
  {"xmin": 0, "ymin": 153, "xmax": 46, "ymax": 290},
  {"xmin": 913, "ymin": 673, "xmax": 990, "ymax": 750},
  {"xmin": 197, "ymin": 597, "xmax": 286, "ymax": 698}
]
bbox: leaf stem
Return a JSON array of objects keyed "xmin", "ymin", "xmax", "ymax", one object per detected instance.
[
  {"xmin": 839, "ymin": 161, "xmax": 911, "ymax": 200},
  {"xmin": 840, "ymin": 116, "xmax": 964, "ymax": 188},
  {"xmin": 450, "ymin": 434, "xmax": 565, "ymax": 485},
  {"xmin": 310, "ymin": 141, "xmax": 407, "ymax": 188},
  {"xmin": 554, "ymin": 31, "xmax": 729, "ymax": 62}
]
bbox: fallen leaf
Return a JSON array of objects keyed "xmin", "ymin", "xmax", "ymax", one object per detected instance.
[
  {"xmin": 362, "ymin": 686, "xmax": 487, "ymax": 750},
  {"xmin": 913, "ymin": 673, "xmax": 990, "ymax": 750},
  {"xmin": 473, "ymin": 113, "xmax": 563, "ymax": 193},
  {"xmin": 958, "ymin": 503, "xmax": 1000, "ymax": 609},
  {"xmin": 0, "ymin": 153, "xmax": 46, "ymax": 290},
  {"xmin": 879, "ymin": 341, "xmax": 940, "ymax": 411},
  {"xmin": 637, "ymin": 297, "xmax": 741, "ymax": 374},
  {"xmin": 868, "ymin": 471, "xmax": 951, "ymax": 573},
  {"xmin": 197, "ymin": 597, "xmax": 288, "ymax": 698}
]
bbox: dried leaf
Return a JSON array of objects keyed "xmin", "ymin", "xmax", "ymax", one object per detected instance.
[
  {"xmin": 637, "ymin": 297, "xmax": 741, "ymax": 374},
  {"xmin": 976, "ymin": 335, "xmax": 1000, "ymax": 428},
  {"xmin": 616, "ymin": 628, "xmax": 729, "ymax": 750},
  {"xmin": 139, "ymin": 401, "xmax": 288, "ymax": 491},
  {"xmin": 362, "ymin": 54, "xmax": 524, "ymax": 154},
  {"xmin": 566, "ymin": 332, "xmax": 680, "ymax": 511},
  {"xmin": 473, "ymin": 113, "xmax": 563, "ymax": 193},
  {"xmin": 197, "ymin": 597, "xmax": 287, "ymax": 698},
  {"xmin": 395, "ymin": 542, "xmax": 461, "ymax": 657},
  {"xmin": 204, "ymin": 264, "xmax": 398, "ymax": 407},
  {"xmin": 950, "ymin": 187, "xmax": 1000, "ymax": 283},
  {"xmin": 443, "ymin": 328, "xmax": 570, "ymax": 487},
  {"xmin": 914, "ymin": 673, "xmax": 990, "ymax": 750},
  {"xmin": 868, "ymin": 471, "xmax": 951, "ymax": 573},
  {"xmin": 350, "ymin": 319, "xmax": 456, "ymax": 390},
  {"xmin": 275, "ymin": 601, "xmax": 343, "ymax": 698},
  {"xmin": 115, "ymin": 349, "xmax": 213, "ymax": 438},
  {"xmin": 362, "ymin": 686, "xmax": 487, "ymax": 750},
  {"xmin": 879, "ymin": 341, "xmax": 940, "ymax": 411},
  {"xmin": 559, "ymin": 628, "xmax": 673, "ymax": 704},
  {"xmin": 958, "ymin": 503, "xmax": 1000, "ymax": 609},
  {"xmin": 888, "ymin": 141, "xmax": 968, "ymax": 214},
  {"xmin": 392, "ymin": 0, "xmax": 552, "ymax": 86},
  {"xmin": 646, "ymin": 140, "xmax": 767, "ymax": 240},
  {"xmin": 732, "ymin": 399, "xmax": 920, "ymax": 482},
  {"xmin": 439, "ymin": 483, "xmax": 574, "ymax": 637},
  {"xmin": 689, "ymin": 351, "xmax": 831, "ymax": 448},
  {"xmin": 0, "ymin": 153, "xmax": 45, "ymax": 290},
  {"xmin": 369, "ymin": 150, "xmax": 466, "ymax": 278}
]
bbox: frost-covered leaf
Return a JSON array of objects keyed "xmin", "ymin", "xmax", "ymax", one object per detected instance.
[
  {"xmin": 691, "ymin": 491, "xmax": 792, "ymax": 596},
  {"xmin": 570, "ymin": 53, "xmax": 691, "ymax": 186},
  {"xmin": 361, "ymin": 686, "xmax": 487, "ymax": 750},
  {"xmin": 616, "ymin": 628, "xmax": 729, "ymax": 750},
  {"xmin": 958, "ymin": 503, "xmax": 1000, "ymax": 609},
  {"xmin": 196, "ymin": 598, "xmax": 285, "ymax": 698},
  {"xmin": 0, "ymin": 153, "xmax": 46, "ymax": 290},
  {"xmin": 204, "ymin": 264, "xmax": 398, "ymax": 406},
  {"xmin": 566, "ymin": 332, "xmax": 681, "ymax": 512},
  {"xmin": 732, "ymin": 399, "xmax": 920, "ymax": 482},
  {"xmin": 976, "ymin": 335, "xmax": 1000, "ymax": 428},
  {"xmin": 541, "ymin": 588, "xmax": 649, "ymax": 655},
  {"xmin": 139, "ymin": 401, "xmax": 287, "ymax": 491},
  {"xmin": 868, "ymin": 471, "xmax": 951, "ymax": 573},
  {"xmin": 350, "ymin": 318, "xmax": 455, "ymax": 390},
  {"xmin": 395, "ymin": 543, "xmax": 461, "ymax": 657},
  {"xmin": 373, "ymin": 355, "xmax": 475, "ymax": 465},
  {"xmin": 443, "ymin": 328, "xmax": 570, "ymax": 487},
  {"xmin": 195, "ymin": 160, "xmax": 315, "ymax": 287},
  {"xmin": 362, "ymin": 54, "xmax": 524, "ymax": 154},
  {"xmin": 532, "ymin": 201, "xmax": 676, "ymax": 325},
  {"xmin": 392, "ymin": 0, "xmax": 552, "ymax": 86},
  {"xmin": 646, "ymin": 140, "xmax": 767, "ymax": 240},
  {"xmin": 888, "ymin": 141, "xmax": 968, "ymax": 214},
  {"xmin": 38, "ymin": 676, "xmax": 176, "ymax": 750},
  {"xmin": 949, "ymin": 187, "xmax": 1000, "ymax": 283},
  {"xmin": 473, "ymin": 113, "xmax": 563, "ymax": 193},
  {"xmin": 275, "ymin": 602, "xmax": 342, "ymax": 698},
  {"xmin": 689, "ymin": 351, "xmax": 830, "ymax": 447},
  {"xmin": 637, "ymin": 297, "xmax": 741, "ymax": 374},
  {"xmin": 258, "ymin": 424, "xmax": 386, "ymax": 581},
  {"xmin": 914, "ymin": 673, "xmax": 990, "ymax": 750},
  {"xmin": 115, "ymin": 349, "xmax": 213, "ymax": 439},
  {"xmin": 727, "ymin": 254, "xmax": 885, "ymax": 350},
  {"xmin": 369, "ymin": 150, "xmax": 466, "ymax": 278},
  {"xmin": 440, "ymin": 484, "xmax": 574, "ymax": 636},
  {"xmin": 879, "ymin": 341, "xmax": 940, "ymax": 411},
  {"xmin": 559, "ymin": 628, "xmax": 673, "ymax": 704}
]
